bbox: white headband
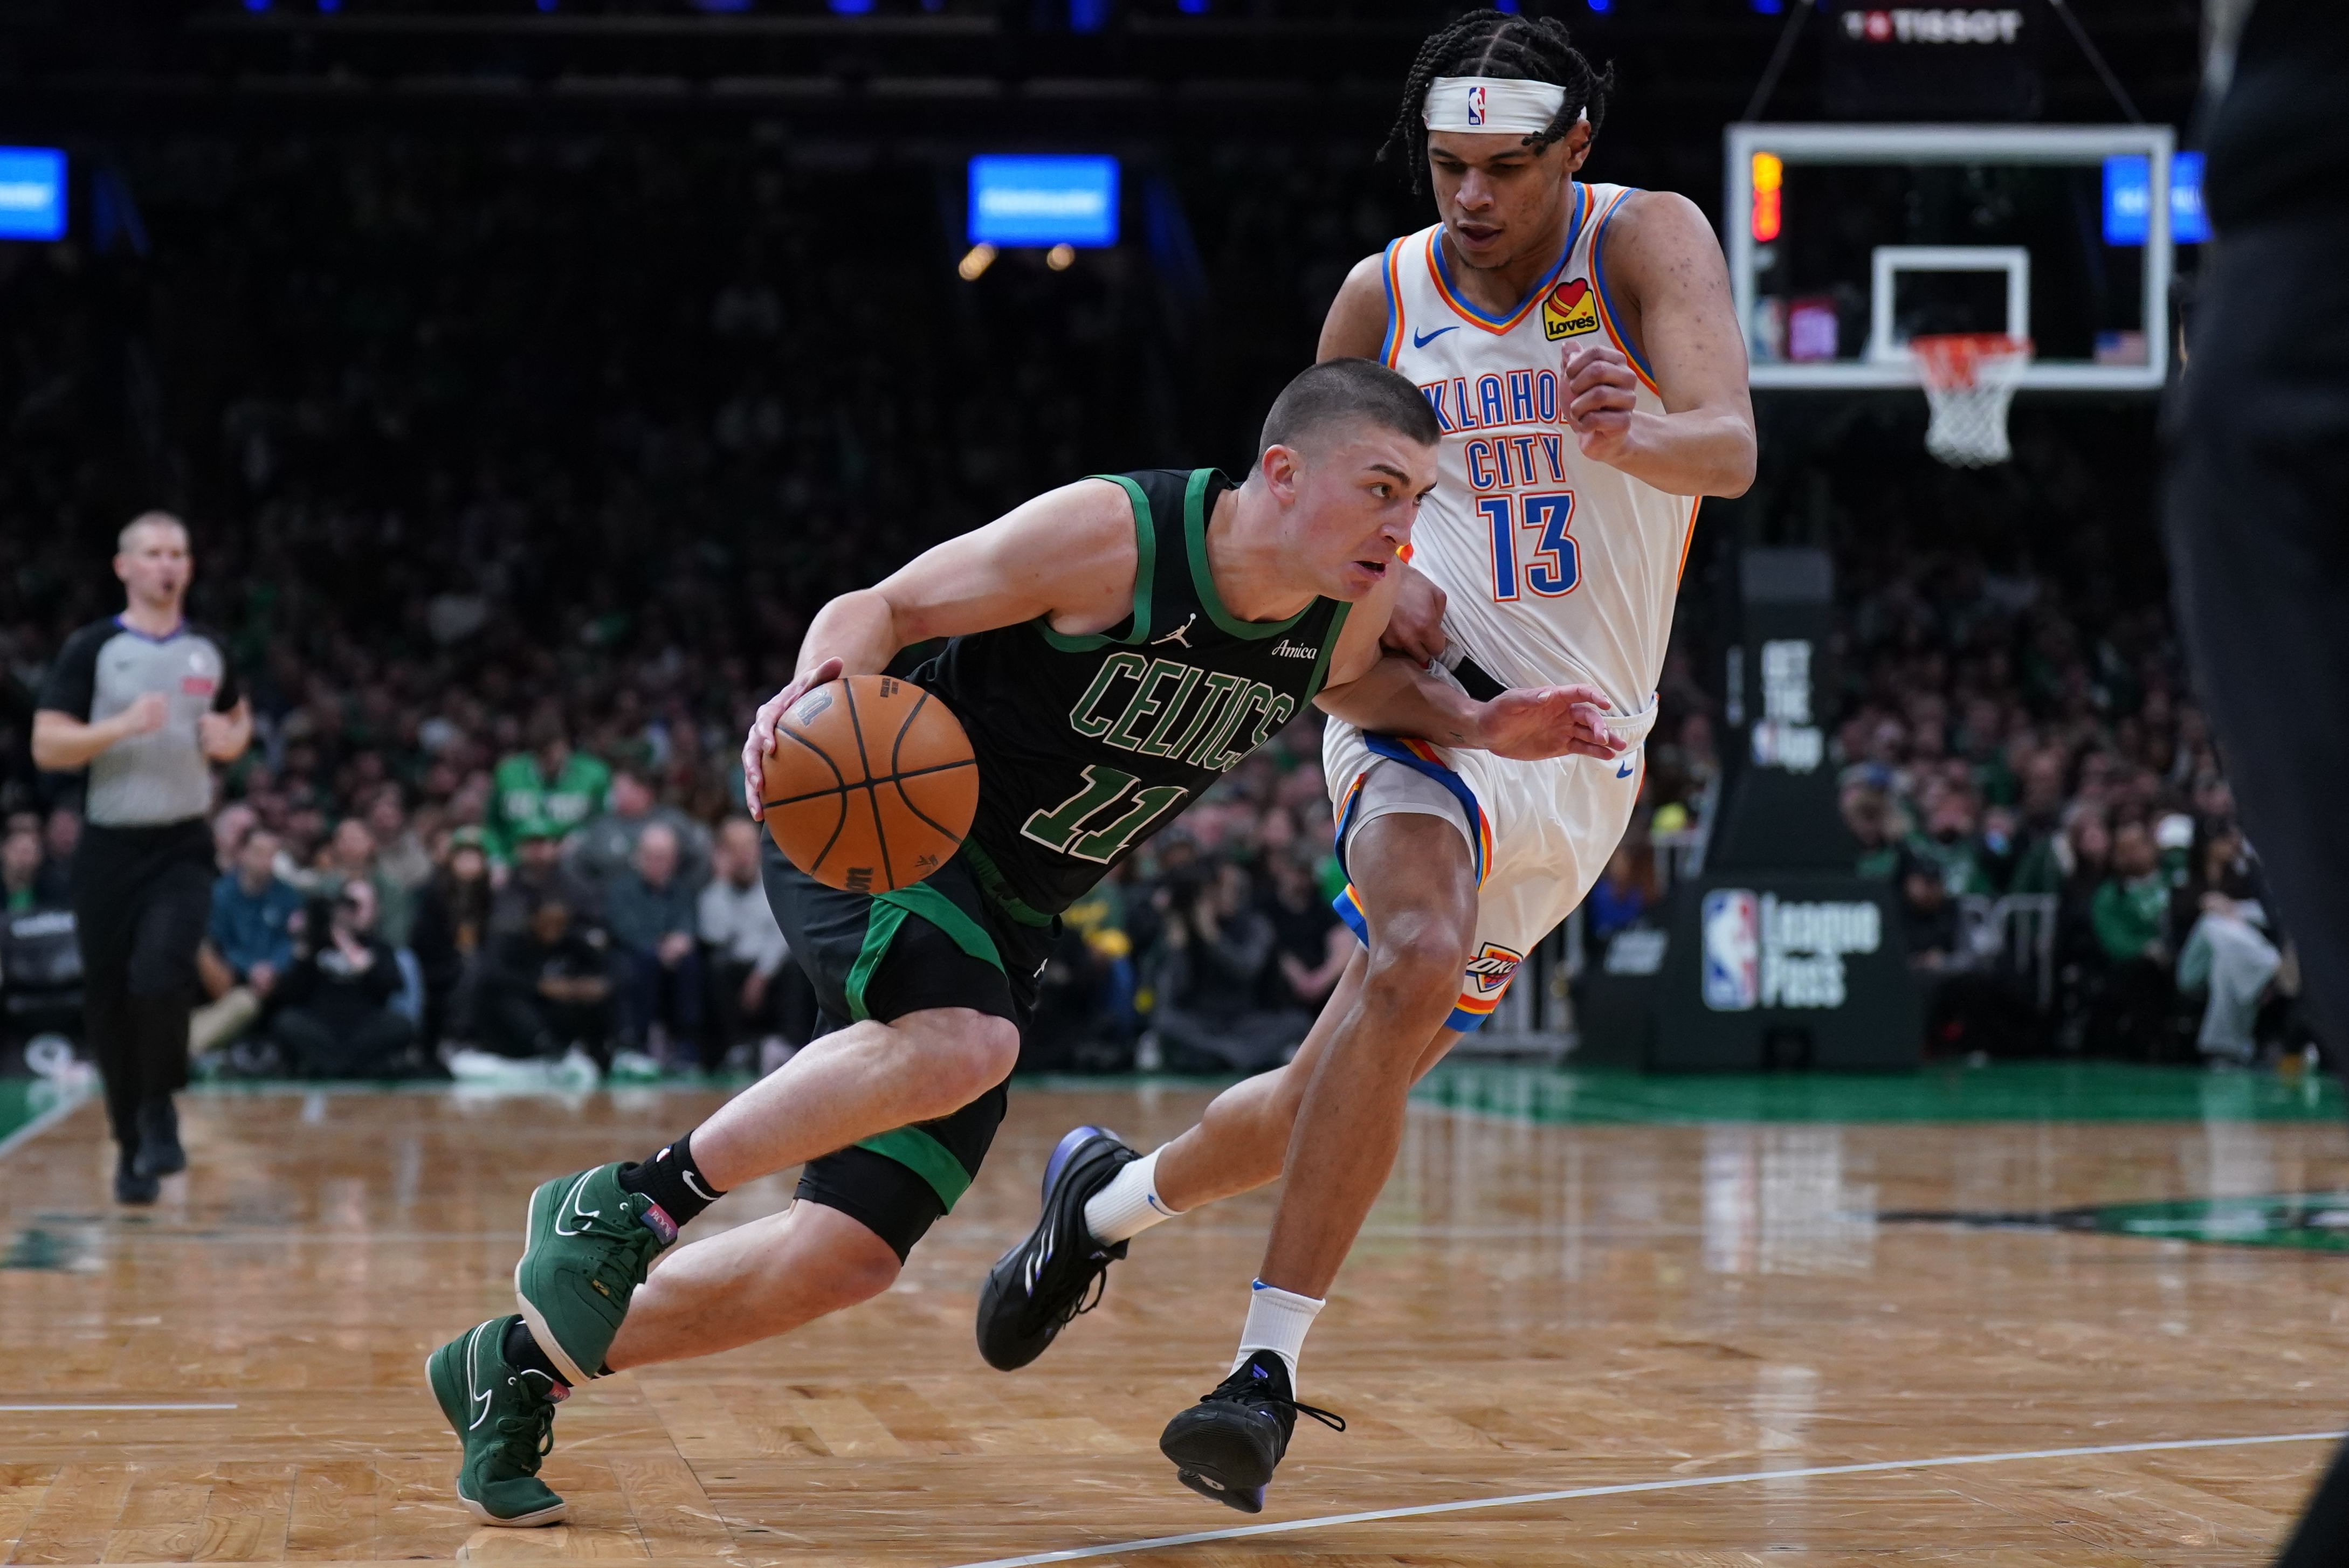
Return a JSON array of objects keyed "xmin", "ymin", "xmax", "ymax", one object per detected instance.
[{"xmin": 1422, "ymin": 75, "xmax": 1570, "ymax": 135}]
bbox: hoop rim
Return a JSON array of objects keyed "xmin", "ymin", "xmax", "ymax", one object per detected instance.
[{"xmin": 1911, "ymin": 331, "xmax": 2035, "ymax": 391}]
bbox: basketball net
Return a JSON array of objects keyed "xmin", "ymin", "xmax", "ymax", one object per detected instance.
[{"xmin": 1911, "ymin": 333, "xmax": 2031, "ymax": 468}]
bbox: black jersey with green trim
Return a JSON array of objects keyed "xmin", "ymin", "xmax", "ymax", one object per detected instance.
[{"xmin": 912, "ymin": 467, "xmax": 1352, "ymax": 917}]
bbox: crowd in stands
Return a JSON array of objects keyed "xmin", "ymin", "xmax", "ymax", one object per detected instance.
[
  {"xmin": 1832, "ymin": 544, "xmax": 2298, "ymax": 1067},
  {"xmin": 0, "ymin": 128, "xmax": 2301, "ymax": 1076}
]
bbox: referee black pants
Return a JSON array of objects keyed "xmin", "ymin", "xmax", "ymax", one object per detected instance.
[
  {"xmin": 2164, "ymin": 205, "xmax": 2349, "ymax": 1567},
  {"xmin": 70, "ymin": 820, "xmax": 215, "ymax": 1156}
]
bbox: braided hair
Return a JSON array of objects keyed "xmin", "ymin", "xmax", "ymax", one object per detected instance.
[{"xmin": 1379, "ymin": 9, "xmax": 1615, "ymax": 194}]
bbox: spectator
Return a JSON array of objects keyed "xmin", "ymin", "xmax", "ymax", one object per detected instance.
[
  {"xmin": 2089, "ymin": 820, "xmax": 2175, "ymax": 1056},
  {"xmin": 1258, "ymin": 850, "xmax": 1348, "ymax": 1011},
  {"xmin": 3, "ymin": 827, "xmax": 45, "ymax": 915},
  {"xmin": 570, "ymin": 766, "xmax": 710, "ymax": 894},
  {"xmin": 1150, "ymin": 863, "xmax": 1299, "ymax": 1074},
  {"xmin": 366, "ymin": 785, "xmax": 436, "ymax": 903},
  {"xmin": 197, "ymin": 826, "xmax": 304, "ymax": 1054},
  {"xmin": 1843, "ymin": 784, "xmax": 1900, "ymax": 881},
  {"xmin": 483, "ymin": 710, "xmax": 610, "ymax": 866},
  {"xmin": 479, "ymin": 896, "xmax": 613, "ymax": 1066},
  {"xmin": 1899, "ymin": 850, "xmax": 1962, "ymax": 974},
  {"xmin": 698, "ymin": 819, "xmax": 807, "ymax": 1072},
  {"xmin": 211, "ymin": 802, "xmax": 257, "ymax": 875},
  {"xmin": 269, "ymin": 880, "xmax": 416, "ymax": 1077},
  {"xmin": 605, "ymin": 822, "xmax": 701, "ymax": 1065},
  {"xmin": 2172, "ymin": 825, "xmax": 2281, "ymax": 1067},
  {"xmin": 1905, "ymin": 790, "xmax": 1995, "ymax": 896},
  {"xmin": 491, "ymin": 822, "xmax": 604, "ymax": 936},
  {"xmin": 312, "ymin": 816, "xmax": 417, "ymax": 951},
  {"xmin": 410, "ymin": 826, "xmax": 496, "ymax": 1051}
]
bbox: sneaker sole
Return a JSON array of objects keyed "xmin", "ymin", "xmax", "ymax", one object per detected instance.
[
  {"xmin": 514, "ymin": 1177, "xmax": 597, "ymax": 1389},
  {"xmin": 1160, "ymin": 1414, "xmax": 1276, "ymax": 1514},
  {"xmin": 1168, "ymin": 1462, "xmax": 1265, "ymax": 1514},
  {"xmin": 457, "ymin": 1486, "xmax": 568, "ymax": 1528}
]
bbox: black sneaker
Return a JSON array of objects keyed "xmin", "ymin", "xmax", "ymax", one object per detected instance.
[
  {"xmin": 114, "ymin": 1148, "xmax": 160, "ymax": 1206},
  {"xmin": 1159, "ymin": 1351, "xmax": 1345, "ymax": 1514},
  {"xmin": 974, "ymin": 1125, "xmax": 1139, "ymax": 1371},
  {"xmin": 133, "ymin": 1095, "xmax": 185, "ymax": 1179}
]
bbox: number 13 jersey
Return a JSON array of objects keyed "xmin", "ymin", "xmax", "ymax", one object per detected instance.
[{"xmin": 1379, "ymin": 182, "xmax": 1700, "ymax": 722}]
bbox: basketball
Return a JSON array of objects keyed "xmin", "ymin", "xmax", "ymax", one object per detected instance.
[{"xmin": 761, "ymin": 673, "xmax": 977, "ymax": 893}]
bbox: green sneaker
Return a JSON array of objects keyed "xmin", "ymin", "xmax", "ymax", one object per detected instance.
[
  {"xmin": 513, "ymin": 1163, "xmax": 678, "ymax": 1385},
  {"xmin": 425, "ymin": 1315, "xmax": 569, "ymax": 1527}
]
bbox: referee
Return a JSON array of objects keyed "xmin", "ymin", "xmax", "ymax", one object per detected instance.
[
  {"xmin": 2161, "ymin": 1, "xmax": 2349, "ymax": 1560},
  {"xmin": 30, "ymin": 513, "xmax": 251, "ymax": 1204}
]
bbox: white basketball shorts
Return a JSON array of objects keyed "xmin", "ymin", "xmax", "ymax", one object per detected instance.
[{"xmin": 1322, "ymin": 697, "xmax": 1653, "ymax": 1033}]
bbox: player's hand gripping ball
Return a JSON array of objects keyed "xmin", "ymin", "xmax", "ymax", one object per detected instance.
[{"xmin": 759, "ymin": 674, "xmax": 977, "ymax": 893}]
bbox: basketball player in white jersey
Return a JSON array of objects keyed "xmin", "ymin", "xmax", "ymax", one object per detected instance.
[{"xmin": 974, "ymin": 10, "xmax": 1755, "ymax": 1511}]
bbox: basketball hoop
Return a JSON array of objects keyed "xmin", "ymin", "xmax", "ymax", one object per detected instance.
[{"xmin": 1912, "ymin": 333, "xmax": 2031, "ymax": 467}]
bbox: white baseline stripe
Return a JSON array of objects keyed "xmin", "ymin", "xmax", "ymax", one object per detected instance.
[
  {"xmin": 944, "ymin": 1430, "xmax": 2346, "ymax": 1568},
  {"xmin": 0, "ymin": 1403, "xmax": 238, "ymax": 1412},
  {"xmin": 0, "ymin": 1089, "xmax": 89, "ymax": 1163}
]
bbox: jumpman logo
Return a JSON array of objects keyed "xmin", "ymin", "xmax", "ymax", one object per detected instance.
[{"xmin": 1153, "ymin": 613, "xmax": 1196, "ymax": 648}]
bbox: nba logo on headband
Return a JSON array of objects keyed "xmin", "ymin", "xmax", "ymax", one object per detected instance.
[{"xmin": 1423, "ymin": 76, "xmax": 1574, "ymax": 135}]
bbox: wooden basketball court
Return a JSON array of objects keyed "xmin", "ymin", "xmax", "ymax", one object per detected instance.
[{"xmin": 1, "ymin": 1067, "xmax": 2342, "ymax": 1566}]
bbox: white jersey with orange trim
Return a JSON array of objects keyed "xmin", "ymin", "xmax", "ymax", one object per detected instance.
[
  {"xmin": 1377, "ymin": 181, "xmax": 1699, "ymax": 722},
  {"xmin": 1318, "ymin": 182, "xmax": 1701, "ymax": 1035}
]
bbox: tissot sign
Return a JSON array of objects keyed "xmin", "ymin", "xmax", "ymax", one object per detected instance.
[
  {"xmin": 1842, "ymin": 8, "xmax": 2026, "ymax": 45},
  {"xmin": 1824, "ymin": 0, "xmax": 2041, "ymax": 119}
]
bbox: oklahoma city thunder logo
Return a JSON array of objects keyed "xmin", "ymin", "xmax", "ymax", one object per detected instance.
[
  {"xmin": 1464, "ymin": 942, "xmax": 1523, "ymax": 996},
  {"xmin": 1466, "ymin": 85, "xmax": 1487, "ymax": 126}
]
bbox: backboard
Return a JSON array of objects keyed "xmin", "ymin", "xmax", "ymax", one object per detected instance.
[{"xmin": 1725, "ymin": 123, "xmax": 2178, "ymax": 392}]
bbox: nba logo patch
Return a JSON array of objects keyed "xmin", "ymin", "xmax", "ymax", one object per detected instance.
[
  {"xmin": 1464, "ymin": 942, "xmax": 1523, "ymax": 996},
  {"xmin": 1466, "ymin": 85, "xmax": 1487, "ymax": 126},
  {"xmin": 1542, "ymin": 278, "xmax": 1600, "ymax": 341},
  {"xmin": 1701, "ymin": 889, "xmax": 1760, "ymax": 1011}
]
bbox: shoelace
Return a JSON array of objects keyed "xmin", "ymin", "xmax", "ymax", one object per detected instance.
[
  {"xmin": 583, "ymin": 1207, "xmax": 669, "ymax": 1298},
  {"xmin": 1201, "ymin": 1377, "xmax": 1348, "ymax": 1434},
  {"xmin": 1050, "ymin": 1260, "xmax": 1112, "ymax": 1326},
  {"xmin": 492, "ymin": 1406, "xmax": 557, "ymax": 1472}
]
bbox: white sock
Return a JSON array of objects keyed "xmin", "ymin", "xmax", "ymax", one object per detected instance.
[
  {"xmin": 1084, "ymin": 1146, "xmax": 1181, "ymax": 1247},
  {"xmin": 1233, "ymin": 1280, "xmax": 1324, "ymax": 1388}
]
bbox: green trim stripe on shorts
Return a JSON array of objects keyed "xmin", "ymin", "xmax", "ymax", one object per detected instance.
[
  {"xmin": 842, "ymin": 880, "xmax": 1010, "ymax": 1212},
  {"xmin": 856, "ymin": 1125, "xmax": 979, "ymax": 1211}
]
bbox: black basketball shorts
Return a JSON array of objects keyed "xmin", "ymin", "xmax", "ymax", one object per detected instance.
[{"xmin": 761, "ymin": 835, "xmax": 1054, "ymax": 1260}]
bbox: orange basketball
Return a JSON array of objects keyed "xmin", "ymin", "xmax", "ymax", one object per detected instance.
[{"xmin": 760, "ymin": 674, "xmax": 977, "ymax": 894}]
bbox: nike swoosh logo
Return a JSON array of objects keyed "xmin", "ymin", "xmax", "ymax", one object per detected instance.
[
  {"xmin": 1616, "ymin": 761, "xmax": 1636, "ymax": 778},
  {"xmin": 1412, "ymin": 326, "xmax": 1459, "ymax": 348},
  {"xmin": 555, "ymin": 1171, "xmax": 600, "ymax": 1238},
  {"xmin": 466, "ymin": 1322, "xmax": 493, "ymax": 1429}
]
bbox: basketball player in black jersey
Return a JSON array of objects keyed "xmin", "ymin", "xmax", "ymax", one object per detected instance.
[{"xmin": 423, "ymin": 358, "xmax": 1625, "ymax": 1526}]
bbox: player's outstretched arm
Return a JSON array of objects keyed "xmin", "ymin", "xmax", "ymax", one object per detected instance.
[
  {"xmin": 1312, "ymin": 582, "xmax": 1622, "ymax": 760},
  {"xmin": 742, "ymin": 479, "xmax": 1140, "ymax": 817},
  {"xmin": 1565, "ymin": 191, "xmax": 1756, "ymax": 499},
  {"xmin": 1317, "ymin": 656, "xmax": 1624, "ymax": 762}
]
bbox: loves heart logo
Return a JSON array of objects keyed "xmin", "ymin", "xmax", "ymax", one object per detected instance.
[{"xmin": 1543, "ymin": 276, "xmax": 1600, "ymax": 341}]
